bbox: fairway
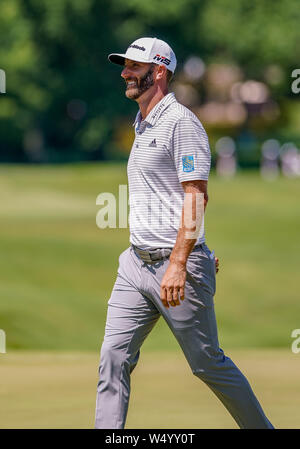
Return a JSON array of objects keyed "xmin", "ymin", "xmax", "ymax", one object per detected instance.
[
  {"xmin": 0, "ymin": 163, "xmax": 299, "ymax": 429},
  {"xmin": 0, "ymin": 349, "xmax": 299, "ymax": 429},
  {"xmin": 0, "ymin": 163, "xmax": 299, "ymax": 351}
]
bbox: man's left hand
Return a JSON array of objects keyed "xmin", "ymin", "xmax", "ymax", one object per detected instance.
[{"xmin": 215, "ymin": 257, "xmax": 219, "ymax": 274}]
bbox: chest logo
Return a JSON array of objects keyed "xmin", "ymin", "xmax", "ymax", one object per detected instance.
[
  {"xmin": 182, "ymin": 155, "xmax": 195, "ymax": 172},
  {"xmin": 149, "ymin": 139, "xmax": 157, "ymax": 148}
]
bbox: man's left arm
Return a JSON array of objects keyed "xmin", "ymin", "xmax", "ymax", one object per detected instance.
[{"xmin": 160, "ymin": 179, "xmax": 208, "ymax": 308}]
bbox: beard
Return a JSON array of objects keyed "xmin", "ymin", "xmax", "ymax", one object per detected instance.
[{"xmin": 125, "ymin": 65, "xmax": 155, "ymax": 100}]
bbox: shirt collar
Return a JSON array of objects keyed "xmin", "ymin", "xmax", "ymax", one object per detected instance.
[
  {"xmin": 133, "ymin": 110, "xmax": 142, "ymax": 127},
  {"xmin": 132, "ymin": 92, "xmax": 177, "ymax": 128}
]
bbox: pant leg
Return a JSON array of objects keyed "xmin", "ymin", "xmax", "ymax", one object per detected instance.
[
  {"xmin": 143, "ymin": 244, "xmax": 274, "ymax": 429},
  {"xmin": 170, "ymin": 306, "xmax": 274, "ymax": 429},
  {"xmin": 95, "ymin": 248, "xmax": 160, "ymax": 429}
]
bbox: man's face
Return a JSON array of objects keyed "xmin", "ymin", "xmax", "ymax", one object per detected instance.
[{"xmin": 121, "ymin": 60, "xmax": 156, "ymax": 100}]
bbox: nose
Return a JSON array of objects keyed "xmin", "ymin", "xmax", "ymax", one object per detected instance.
[{"xmin": 121, "ymin": 66, "xmax": 131, "ymax": 79}]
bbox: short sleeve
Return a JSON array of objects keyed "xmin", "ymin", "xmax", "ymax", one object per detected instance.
[{"xmin": 172, "ymin": 116, "xmax": 211, "ymax": 182}]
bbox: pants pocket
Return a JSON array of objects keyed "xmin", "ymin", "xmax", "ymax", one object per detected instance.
[{"xmin": 187, "ymin": 250, "xmax": 216, "ymax": 298}]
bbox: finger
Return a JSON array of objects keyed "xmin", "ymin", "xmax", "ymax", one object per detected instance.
[
  {"xmin": 160, "ymin": 287, "xmax": 169, "ymax": 308},
  {"xmin": 162, "ymin": 298, "xmax": 169, "ymax": 308},
  {"xmin": 169, "ymin": 294, "xmax": 177, "ymax": 307},
  {"xmin": 172, "ymin": 287, "xmax": 180, "ymax": 305},
  {"xmin": 215, "ymin": 257, "xmax": 219, "ymax": 274},
  {"xmin": 167, "ymin": 288, "xmax": 176, "ymax": 307},
  {"xmin": 179, "ymin": 286, "xmax": 185, "ymax": 301}
]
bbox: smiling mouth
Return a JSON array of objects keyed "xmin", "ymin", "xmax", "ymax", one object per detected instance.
[{"xmin": 126, "ymin": 81, "xmax": 138, "ymax": 88}]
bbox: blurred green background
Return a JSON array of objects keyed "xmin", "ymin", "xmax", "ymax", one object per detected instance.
[
  {"xmin": 0, "ymin": 0, "xmax": 300, "ymax": 429},
  {"xmin": 1, "ymin": 0, "xmax": 300, "ymax": 163}
]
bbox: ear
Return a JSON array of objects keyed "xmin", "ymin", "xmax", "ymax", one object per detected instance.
[{"xmin": 155, "ymin": 64, "xmax": 167, "ymax": 81}]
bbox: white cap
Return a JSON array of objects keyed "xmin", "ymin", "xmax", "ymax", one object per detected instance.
[{"xmin": 108, "ymin": 37, "xmax": 177, "ymax": 73}]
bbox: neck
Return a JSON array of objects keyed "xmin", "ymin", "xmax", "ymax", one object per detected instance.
[{"xmin": 137, "ymin": 86, "xmax": 169, "ymax": 120}]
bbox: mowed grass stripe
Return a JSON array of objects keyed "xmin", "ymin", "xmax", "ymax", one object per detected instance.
[
  {"xmin": 0, "ymin": 350, "xmax": 298, "ymax": 428},
  {"xmin": 0, "ymin": 163, "xmax": 299, "ymax": 350}
]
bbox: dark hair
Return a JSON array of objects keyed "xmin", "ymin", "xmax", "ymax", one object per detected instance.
[{"xmin": 166, "ymin": 69, "xmax": 173, "ymax": 84}]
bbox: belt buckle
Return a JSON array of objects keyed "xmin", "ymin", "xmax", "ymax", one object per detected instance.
[
  {"xmin": 149, "ymin": 252, "xmax": 159, "ymax": 262},
  {"xmin": 133, "ymin": 245, "xmax": 170, "ymax": 263},
  {"xmin": 151, "ymin": 249, "xmax": 170, "ymax": 261}
]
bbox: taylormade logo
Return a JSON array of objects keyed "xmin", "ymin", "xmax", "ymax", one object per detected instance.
[
  {"xmin": 0, "ymin": 69, "xmax": 6, "ymax": 93},
  {"xmin": 129, "ymin": 44, "xmax": 146, "ymax": 51}
]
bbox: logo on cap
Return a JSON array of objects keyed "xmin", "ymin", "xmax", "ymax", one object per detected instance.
[
  {"xmin": 153, "ymin": 54, "xmax": 171, "ymax": 66},
  {"xmin": 129, "ymin": 44, "xmax": 146, "ymax": 51}
]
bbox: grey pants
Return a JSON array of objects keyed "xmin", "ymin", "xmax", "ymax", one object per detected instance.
[{"xmin": 95, "ymin": 244, "xmax": 273, "ymax": 429}]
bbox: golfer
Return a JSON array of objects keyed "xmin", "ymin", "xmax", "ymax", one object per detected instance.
[{"xmin": 95, "ymin": 37, "xmax": 273, "ymax": 429}]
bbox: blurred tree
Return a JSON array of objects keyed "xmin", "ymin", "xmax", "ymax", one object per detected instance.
[{"xmin": 0, "ymin": 0, "xmax": 299, "ymax": 162}]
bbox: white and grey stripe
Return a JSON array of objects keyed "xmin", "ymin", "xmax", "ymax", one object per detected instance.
[{"xmin": 127, "ymin": 92, "xmax": 211, "ymax": 250}]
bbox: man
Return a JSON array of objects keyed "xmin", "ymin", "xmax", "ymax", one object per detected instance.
[{"xmin": 95, "ymin": 37, "xmax": 273, "ymax": 429}]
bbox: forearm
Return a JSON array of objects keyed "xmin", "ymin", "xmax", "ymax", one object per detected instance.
[
  {"xmin": 169, "ymin": 225, "xmax": 197, "ymax": 267},
  {"xmin": 170, "ymin": 184, "xmax": 207, "ymax": 266}
]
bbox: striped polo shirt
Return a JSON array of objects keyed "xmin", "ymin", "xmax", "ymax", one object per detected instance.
[{"xmin": 127, "ymin": 92, "xmax": 211, "ymax": 250}]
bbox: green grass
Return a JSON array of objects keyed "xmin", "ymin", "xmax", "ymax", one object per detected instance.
[
  {"xmin": 0, "ymin": 163, "xmax": 299, "ymax": 350},
  {"xmin": 0, "ymin": 349, "xmax": 299, "ymax": 428}
]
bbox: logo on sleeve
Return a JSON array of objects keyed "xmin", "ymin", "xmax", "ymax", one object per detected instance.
[{"xmin": 182, "ymin": 155, "xmax": 194, "ymax": 172}]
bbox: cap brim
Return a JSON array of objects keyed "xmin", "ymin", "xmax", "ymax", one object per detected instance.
[
  {"xmin": 108, "ymin": 53, "xmax": 126, "ymax": 66},
  {"xmin": 108, "ymin": 53, "xmax": 155, "ymax": 66}
]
